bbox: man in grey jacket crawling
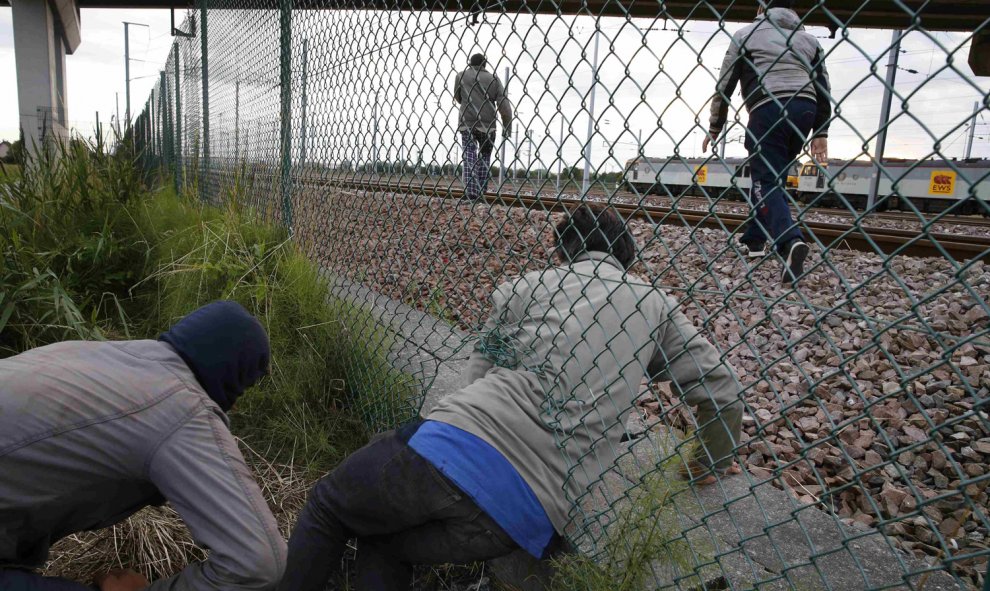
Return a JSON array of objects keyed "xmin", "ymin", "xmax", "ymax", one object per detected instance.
[
  {"xmin": 278, "ymin": 206, "xmax": 743, "ymax": 591},
  {"xmin": 702, "ymin": 0, "xmax": 831, "ymax": 285},
  {"xmin": 453, "ymin": 53, "xmax": 513, "ymax": 200},
  {"xmin": 0, "ymin": 301, "xmax": 286, "ymax": 591}
]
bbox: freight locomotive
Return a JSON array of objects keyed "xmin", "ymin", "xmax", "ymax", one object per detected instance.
[{"xmin": 624, "ymin": 156, "xmax": 989, "ymax": 214}]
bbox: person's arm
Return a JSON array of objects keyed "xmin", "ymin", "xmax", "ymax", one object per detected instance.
[
  {"xmin": 708, "ymin": 34, "xmax": 744, "ymax": 142},
  {"xmin": 810, "ymin": 45, "xmax": 832, "ymax": 139},
  {"xmin": 465, "ymin": 280, "xmax": 515, "ymax": 385},
  {"xmin": 491, "ymin": 77, "xmax": 513, "ymax": 136},
  {"xmin": 646, "ymin": 294, "xmax": 743, "ymax": 471},
  {"xmin": 453, "ymin": 71, "xmax": 463, "ymax": 104},
  {"xmin": 146, "ymin": 407, "xmax": 286, "ymax": 591}
]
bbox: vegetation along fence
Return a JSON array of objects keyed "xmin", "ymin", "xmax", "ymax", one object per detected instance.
[{"xmin": 130, "ymin": 0, "xmax": 990, "ymax": 588}]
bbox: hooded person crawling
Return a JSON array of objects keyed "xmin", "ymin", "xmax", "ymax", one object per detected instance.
[
  {"xmin": 276, "ymin": 206, "xmax": 745, "ymax": 591},
  {"xmin": 0, "ymin": 301, "xmax": 286, "ymax": 591}
]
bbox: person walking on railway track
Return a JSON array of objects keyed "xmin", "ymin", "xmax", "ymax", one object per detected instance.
[
  {"xmin": 454, "ymin": 53, "xmax": 514, "ymax": 200},
  {"xmin": 0, "ymin": 301, "xmax": 286, "ymax": 591},
  {"xmin": 702, "ymin": 0, "xmax": 832, "ymax": 285},
  {"xmin": 277, "ymin": 205, "xmax": 744, "ymax": 591}
]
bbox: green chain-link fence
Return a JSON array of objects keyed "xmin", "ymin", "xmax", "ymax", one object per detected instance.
[{"xmin": 130, "ymin": 1, "xmax": 990, "ymax": 588}]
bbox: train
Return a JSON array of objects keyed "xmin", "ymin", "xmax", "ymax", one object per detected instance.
[{"xmin": 624, "ymin": 156, "xmax": 990, "ymax": 214}]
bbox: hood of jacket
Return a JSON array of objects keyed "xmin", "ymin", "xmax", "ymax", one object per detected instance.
[
  {"xmin": 760, "ymin": 7, "xmax": 803, "ymax": 31},
  {"xmin": 158, "ymin": 300, "xmax": 270, "ymax": 411}
]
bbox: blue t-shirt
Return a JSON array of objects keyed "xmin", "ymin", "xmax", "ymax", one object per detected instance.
[{"xmin": 407, "ymin": 420, "xmax": 555, "ymax": 558}]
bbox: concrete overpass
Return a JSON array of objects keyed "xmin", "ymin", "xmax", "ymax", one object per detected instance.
[
  {"xmin": 6, "ymin": 1, "xmax": 80, "ymax": 150},
  {"xmin": 2, "ymin": 0, "xmax": 987, "ymax": 152}
]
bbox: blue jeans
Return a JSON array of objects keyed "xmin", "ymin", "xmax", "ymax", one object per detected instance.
[
  {"xmin": 0, "ymin": 570, "xmax": 93, "ymax": 591},
  {"xmin": 741, "ymin": 97, "xmax": 815, "ymax": 253},
  {"xmin": 278, "ymin": 427, "xmax": 519, "ymax": 591}
]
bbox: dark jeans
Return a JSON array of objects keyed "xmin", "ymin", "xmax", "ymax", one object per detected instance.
[
  {"xmin": 741, "ymin": 97, "xmax": 815, "ymax": 253},
  {"xmin": 0, "ymin": 570, "xmax": 93, "ymax": 591},
  {"xmin": 278, "ymin": 429, "xmax": 519, "ymax": 591}
]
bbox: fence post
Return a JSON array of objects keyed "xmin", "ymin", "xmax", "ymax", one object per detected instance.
[
  {"xmin": 867, "ymin": 29, "xmax": 900, "ymax": 212},
  {"xmin": 160, "ymin": 71, "xmax": 169, "ymax": 174},
  {"xmin": 279, "ymin": 0, "xmax": 293, "ymax": 228},
  {"xmin": 300, "ymin": 38, "xmax": 308, "ymax": 172},
  {"xmin": 150, "ymin": 89, "xmax": 157, "ymax": 164},
  {"xmin": 200, "ymin": 0, "xmax": 210, "ymax": 202},
  {"xmin": 174, "ymin": 42, "xmax": 183, "ymax": 194},
  {"xmin": 581, "ymin": 27, "xmax": 601, "ymax": 195},
  {"xmin": 235, "ymin": 79, "xmax": 240, "ymax": 165}
]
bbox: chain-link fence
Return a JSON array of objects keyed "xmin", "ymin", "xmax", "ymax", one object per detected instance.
[{"xmin": 130, "ymin": 1, "xmax": 990, "ymax": 588}]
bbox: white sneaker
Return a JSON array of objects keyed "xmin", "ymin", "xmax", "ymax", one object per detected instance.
[{"xmin": 740, "ymin": 241, "xmax": 767, "ymax": 258}]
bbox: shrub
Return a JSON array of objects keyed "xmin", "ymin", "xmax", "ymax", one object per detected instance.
[
  {"xmin": 138, "ymin": 190, "xmax": 418, "ymax": 475},
  {"xmin": 0, "ymin": 139, "xmax": 147, "ymax": 355}
]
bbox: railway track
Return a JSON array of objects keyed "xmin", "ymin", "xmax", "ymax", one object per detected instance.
[
  {"xmin": 318, "ymin": 176, "xmax": 990, "ymax": 261},
  {"xmin": 294, "ymin": 172, "xmax": 990, "ymax": 230},
  {"xmin": 637, "ymin": 193, "xmax": 990, "ymax": 230}
]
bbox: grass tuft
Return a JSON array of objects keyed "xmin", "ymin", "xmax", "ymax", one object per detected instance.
[
  {"xmin": 138, "ymin": 190, "xmax": 418, "ymax": 474},
  {"xmin": 551, "ymin": 458, "xmax": 697, "ymax": 591}
]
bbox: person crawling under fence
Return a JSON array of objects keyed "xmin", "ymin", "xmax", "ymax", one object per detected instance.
[
  {"xmin": 0, "ymin": 301, "xmax": 286, "ymax": 591},
  {"xmin": 277, "ymin": 205, "xmax": 745, "ymax": 591}
]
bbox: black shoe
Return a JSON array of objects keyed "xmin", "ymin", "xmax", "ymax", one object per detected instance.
[
  {"xmin": 782, "ymin": 240, "xmax": 810, "ymax": 285},
  {"xmin": 740, "ymin": 240, "xmax": 767, "ymax": 258}
]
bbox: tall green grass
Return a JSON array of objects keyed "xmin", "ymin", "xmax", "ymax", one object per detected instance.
[
  {"xmin": 139, "ymin": 191, "xmax": 418, "ymax": 474},
  {"xmin": 0, "ymin": 140, "xmax": 147, "ymax": 355},
  {"xmin": 1, "ymin": 139, "xmax": 417, "ymax": 476}
]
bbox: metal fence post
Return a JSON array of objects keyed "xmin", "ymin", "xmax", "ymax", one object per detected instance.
[
  {"xmin": 300, "ymin": 38, "xmax": 309, "ymax": 171},
  {"xmin": 500, "ymin": 66, "xmax": 508, "ymax": 186},
  {"xmin": 582, "ymin": 27, "xmax": 601, "ymax": 195},
  {"xmin": 867, "ymin": 29, "xmax": 901, "ymax": 211},
  {"xmin": 234, "ymin": 79, "xmax": 240, "ymax": 165},
  {"xmin": 279, "ymin": 0, "xmax": 293, "ymax": 228},
  {"xmin": 174, "ymin": 42, "xmax": 183, "ymax": 194},
  {"xmin": 199, "ymin": 0, "xmax": 210, "ymax": 202},
  {"xmin": 160, "ymin": 71, "xmax": 169, "ymax": 174}
]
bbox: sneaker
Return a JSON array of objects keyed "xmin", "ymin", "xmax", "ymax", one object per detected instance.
[
  {"xmin": 740, "ymin": 241, "xmax": 767, "ymax": 258},
  {"xmin": 782, "ymin": 240, "xmax": 810, "ymax": 285}
]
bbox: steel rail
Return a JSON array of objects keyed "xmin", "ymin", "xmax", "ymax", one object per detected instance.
[{"xmin": 314, "ymin": 176, "xmax": 990, "ymax": 262}]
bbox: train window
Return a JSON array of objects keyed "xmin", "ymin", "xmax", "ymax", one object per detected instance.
[
  {"xmin": 633, "ymin": 169, "xmax": 638, "ymax": 180},
  {"xmin": 741, "ymin": 165, "xmax": 750, "ymax": 177},
  {"xmin": 801, "ymin": 164, "xmax": 816, "ymax": 176}
]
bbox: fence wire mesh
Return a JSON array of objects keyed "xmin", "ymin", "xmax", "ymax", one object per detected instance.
[{"xmin": 131, "ymin": 1, "xmax": 990, "ymax": 588}]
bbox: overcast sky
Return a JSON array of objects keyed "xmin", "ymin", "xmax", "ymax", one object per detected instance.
[{"xmin": 1, "ymin": 6, "xmax": 988, "ymax": 173}]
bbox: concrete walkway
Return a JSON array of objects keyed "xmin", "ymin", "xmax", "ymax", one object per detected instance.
[{"xmin": 324, "ymin": 272, "xmax": 965, "ymax": 591}]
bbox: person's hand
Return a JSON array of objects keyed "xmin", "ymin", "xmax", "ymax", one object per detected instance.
[
  {"xmin": 701, "ymin": 130, "xmax": 718, "ymax": 154},
  {"xmin": 95, "ymin": 569, "xmax": 149, "ymax": 591},
  {"xmin": 810, "ymin": 136, "xmax": 828, "ymax": 162}
]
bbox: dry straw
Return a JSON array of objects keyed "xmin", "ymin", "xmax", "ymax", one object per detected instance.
[{"xmin": 44, "ymin": 441, "xmax": 312, "ymax": 584}]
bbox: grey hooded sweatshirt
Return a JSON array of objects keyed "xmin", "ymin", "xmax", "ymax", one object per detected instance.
[
  {"xmin": 709, "ymin": 7, "xmax": 832, "ymax": 138},
  {"xmin": 0, "ymin": 340, "xmax": 286, "ymax": 590},
  {"xmin": 453, "ymin": 65, "xmax": 513, "ymax": 134},
  {"xmin": 425, "ymin": 252, "xmax": 744, "ymax": 533}
]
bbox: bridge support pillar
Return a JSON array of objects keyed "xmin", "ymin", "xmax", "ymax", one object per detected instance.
[{"xmin": 10, "ymin": 0, "xmax": 81, "ymax": 154}]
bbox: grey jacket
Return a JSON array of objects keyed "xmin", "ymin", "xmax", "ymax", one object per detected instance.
[
  {"xmin": 426, "ymin": 252, "xmax": 743, "ymax": 533},
  {"xmin": 709, "ymin": 8, "xmax": 832, "ymax": 138},
  {"xmin": 0, "ymin": 340, "xmax": 286, "ymax": 590},
  {"xmin": 454, "ymin": 65, "xmax": 513, "ymax": 134}
]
